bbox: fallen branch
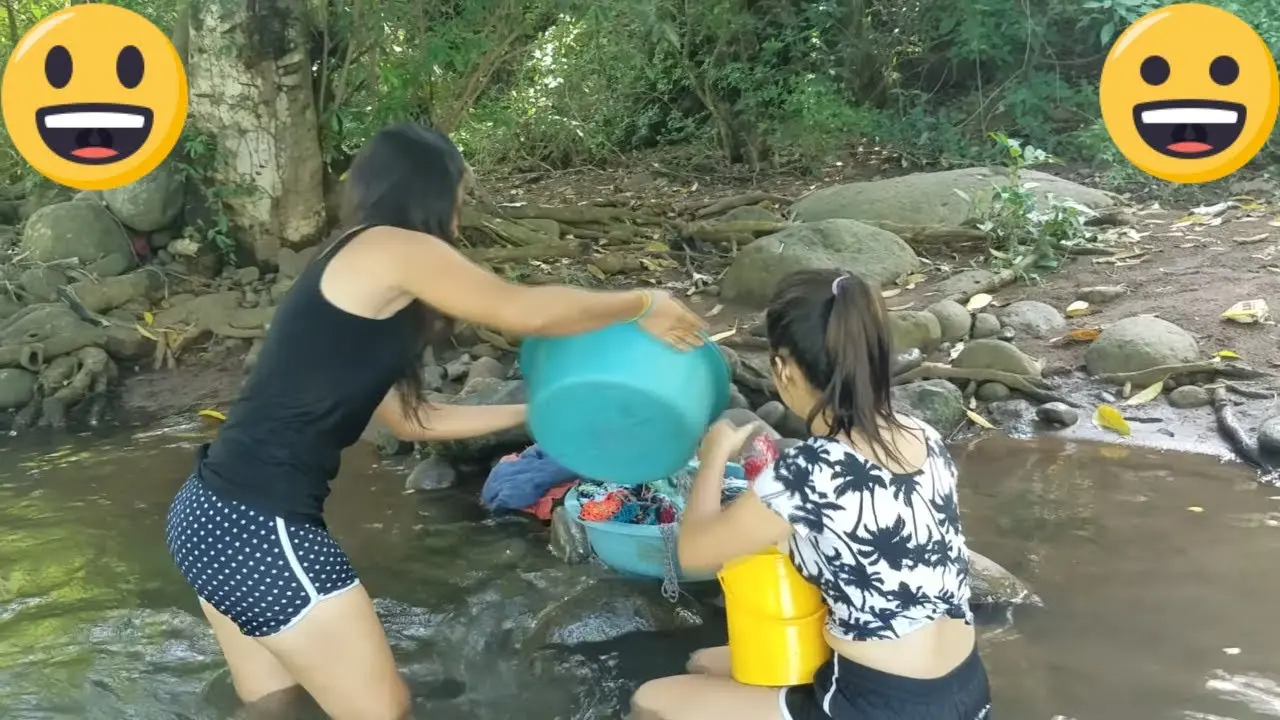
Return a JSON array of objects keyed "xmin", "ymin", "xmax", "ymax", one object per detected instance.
[
  {"xmin": 1211, "ymin": 386, "xmax": 1277, "ymax": 472},
  {"xmin": 894, "ymin": 362, "xmax": 1079, "ymax": 407},
  {"xmin": 1221, "ymin": 381, "xmax": 1277, "ymax": 400},
  {"xmin": 464, "ymin": 240, "xmax": 588, "ymax": 264},
  {"xmin": 1094, "ymin": 360, "xmax": 1271, "ymax": 388},
  {"xmin": 864, "ymin": 221, "xmax": 989, "ymax": 247},
  {"xmin": 691, "ymin": 192, "xmax": 792, "ymax": 218},
  {"xmin": 944, "ymin": 252, "xmax": 1043, "ymax": 304}
]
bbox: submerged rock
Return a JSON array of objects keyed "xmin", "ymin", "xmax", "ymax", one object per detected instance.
[
  {"xmin": 406, "ymin": 455, "xmax": 459, "ymax": 490},
  {"xmin": 0, "ymin": 368, "xmax": 37, "ymax": 409},
  {"xmin": 986, "ymin": 399, "xmax": 1037, "ymax": 437},
  {"xmin": 1258, "ymin": 416, "xmax": 1280, "ymax": 458},
  {"xmin": 549, "ymin": 506, "xmax": 592, "ymax": 564},
  {"xmin": 1085, "ymin": 316, "xmax": 1199, "ymax": 376},
  {"xmin": 968, "ymin": 550, "xmax": 1041, "ymax": 607},
  {"xmin": 892, "ymin": 379, "xmax": 965, "ymax": 435}
]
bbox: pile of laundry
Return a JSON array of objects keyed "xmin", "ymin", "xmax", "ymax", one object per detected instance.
[
  {"xmin": 576, "ymin": 479, "xmax": 746, "ymax": 525},
  {"xmin": 479, "ymin": 445, "xmax": 578, "ymax": 520}
]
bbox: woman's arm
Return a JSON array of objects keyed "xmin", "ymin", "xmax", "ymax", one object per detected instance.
[
  {"xmin": 677, "ymin": 444, "xmax": 792, "ymax": 573},
  {"xmin": 375, "ymin": 226, "xmax": 650, "ymax": 337},
  {"xmin": 373, "ymin": 389, "xmax": 526, "ymax": 442}
]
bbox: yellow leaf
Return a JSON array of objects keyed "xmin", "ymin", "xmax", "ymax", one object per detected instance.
[
  {"xmin": 965, "ymin": 293, "xmax": 993, "ymax": 311},
  {"xmin": 965, "ymin": 409, "xmax": 997, "ymax": 430},
  {"xmin": 1093, "ymin": 404, "xmax": 1131, "ymax": 436},
  {"xmin": 1215, "ymin": 350, "xmax": 1241, "ymax": 359},
  {"xmin": 881, "ymin": 288, "xmax": 903, "ymax": 298},
  {"xmin": 135, "ymin": 324, "xmax": 159, "ymax": 341},
  {"xmin": 1066, "ymin": 327, "xmax": 1101, "ymax": 342},
  {"xmin": 143, "ymin": 311, "xmax": 154, "ymax": 326},
  {"xmin": 645, "ymin": 242, "xmax": 671, "ymax": 252},
  {"xmin": 1065, "ymin": 300, "xmax": 1091, "ymax": 317},
  {"xmin": 197, "ymin": 409, "xmax": 227, "ymax": 421},
  {"xmin": 585, "ymin": 264, "xmax": 607, "ymax": 280},
  {"xmin": 1123, "ymin": 380, "xmax": 1163, "ymax": 406}
]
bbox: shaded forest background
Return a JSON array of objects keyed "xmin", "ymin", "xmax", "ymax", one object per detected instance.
[{"xmin": 0, "ymin": 0, "xmax": 1277, "ymax": 198}]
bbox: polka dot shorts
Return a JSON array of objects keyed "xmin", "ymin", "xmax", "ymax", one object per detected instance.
[{"xmin": 165, "ymin": 476, "xmax": 360, "ymax": 638}]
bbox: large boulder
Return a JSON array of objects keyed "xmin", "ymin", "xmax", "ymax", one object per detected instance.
[
  {"xmin": 720, "ymin": 220, "xmax": 919, "ymax": 307},
  {"xmin": 791, "ymin": 167, "xmax": 1118, "ymax": 226},
  {"xmin": 1085, "ymin": 316, "xmax": 1199, "ymax": 376},
  {"xmin": 952, "ymin": 339, "xmax": 1043, "ymax": 377},
  {"xmin": 20, "ymin": 201, "xmax": 135, "ymax": 270},
  {"xmin": 892, "ymin": 379, "xmax": 966, "ymax": 435},
  {"xmin": 102, "ymin": 159, "xmax": 186, "ymax": 232}
]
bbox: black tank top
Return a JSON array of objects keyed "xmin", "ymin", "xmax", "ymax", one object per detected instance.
[{"xmin": 197, "ymin": 226, "xmax": 418, "ymax": 524}]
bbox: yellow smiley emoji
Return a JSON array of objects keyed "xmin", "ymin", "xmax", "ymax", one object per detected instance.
[
  {"xmin": 1099, "ymin": 3, "xmax": 1279, "ymax": 184},
  {"xmin": 1, "ymin": 5, "xmax": 188, "ymax": 191}
]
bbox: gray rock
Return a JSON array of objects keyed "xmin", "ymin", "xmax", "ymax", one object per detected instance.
[
  {"xmin": 1036, "ymin": 402, "xmax": 1079, "ymax": 427},
  {"xmin": 149, "ymin": 227, "xmax": 175, "ymax": 250},
  {"xmin": 889, "ymin": 310, "xmax": 942, "ymax": 353},
  {"xmin": 727, "ymin": 384, "xmax": 751, "ymax": 410},
  {"xmin": 927, "ymin": 300, "xmax": 971, "ymax": 343},
  {"xmin": 997, "ymin": 326, "xmax": 1017, "ymax": 342},
  {"xmin": 1167, "ymin": 385, "xmax": 1211, "ymax": 409},
  {"xmin": 20, "ymin": 201, "xmax": 135, "ymax": 268},
  {"xmin": 1258, "ymin": 415, "xmax": 1280, "ymax": 457},
  {"xmin": 549, "ymin": 506, "xmax": 592, "ymax": 564},
  {"xmin": 467, "ymin": 356, "xmax": 506, "ymax": 383},
  {"xmin": 791, "ymin": 167, "xmax": 1117, "ymax": 227},
  {"xmin": 986, "ymin": 399, "xmax": 1037, "ymax": 437},
  {"xmin": 18, "ymin": 267, "xmax": 68, "ymax": 303},
  {"xmin": 444, "ymin": 353, "xmax": 473, "ymax": 381},
  {"xmin": 891, "ymin": 348, "xmax": 925, "ymax": 377},
  {"xmin": 234, "ymin": 266, "xmax": 261, "ymax": 285},
  {"xmin": 937, "ymin": 270, "xmax": 996, "ymax": 299},
  {"xmin": 0, "ymin": 368, "xmax": 37, "ymax": 409},
  {"xmin": 1085, "ymin": 316, "xmax": 1199, "ymax": 376},
  {"xmin": 277, "ymin": 248, "xmax": 306, "ymax": 279},
  {"xmin": 365, "ymin": 424, "xmax": 414, "ymax": 457},
  {"xmin": 434, "ymin": 378, "xmax": 530, "ymax": 463},
  {"xmin": 102, "ymin": 159, "xmax": 185, "ymax": 232},
  {"xmin": 521, "ymin": 218, "xmax": 561, "ymax": 238},
  {"xmin": 975, "ymin": 382, "xmax": 1011, "ymax": 402},
  {"xmin": 470, "ymin": 342, "xmax": 501, "ymax": 359},
  {"xmin": 971, "ymin": 312, "xmax": 1001, "ymax": 339},
  {"xmin": 968, "ymin": 550, "xmax": 1042, "ymax": 607},
  {"xmin": 952, "ymin": 339, "xmax": 1042, "ymax": 377},
  {"xmin": 998, "ymin": 301, "xmax": 1067, "ymax": 339},
  {"xmin": 892, "ymin": 379, "xmax": 966, "ymax": 435},
  {"xmin": 422, "ymin": 365, "xmax": 446, "ymax": 392},
  {"xmin": 719, "ymin": 205, "xmax": 783, "ymax": 223},
  {"xmin": 405, "ymin": 455, "xmax": 459, "ymax": 490},
  {"xmin": 720, "ymin": 220, "xmax": 920, "ymax": 307},
  {"xmin": 522, "ymin": 577, "xmax": 705, "ymax": 648},
  {"xmin": 756, "ymin": 400, "xmax": 809, "ymax": 438},
  {"xmin": 72, "ymin": 190, "xmax": 104, "ymax": 204}
]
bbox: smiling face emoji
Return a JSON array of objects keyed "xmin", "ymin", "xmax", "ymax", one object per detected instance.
[
  {"xmin": 1, "ymin": 5, "xmax": 188, "ymax": 191},
  {"xmin": 1099, "ymin": 3, "xmax": 1279, "ymax": 184}
]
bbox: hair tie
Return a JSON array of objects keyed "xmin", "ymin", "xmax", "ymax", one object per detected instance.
[{"xmin": 831, "ymin": 274, "xmax": 850, "ymax": 296}]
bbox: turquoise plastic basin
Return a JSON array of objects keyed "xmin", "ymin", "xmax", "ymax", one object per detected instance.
[{"xmin": 519, "ymin": 322, "xmax": 731, "ymax": 484}]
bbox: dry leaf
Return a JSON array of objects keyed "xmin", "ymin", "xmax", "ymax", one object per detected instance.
[
  {"xmin": 881, "ymin": 288, "xmax": 903, "ymax": 298},
  {"xmin": 887, "ymin": 302, "xmax": 916, "ymax": 311},
  {"xmin": 586, "ymin": 264, "xmax": 607, "ymax": 280},
  {"xmin": 1187, "ymin": 506, "xmax": 1205, "ymax": 513},
  {"xmin": 1065, "ymin": 327, "xmax": 1102, "ymax": 342},
  {"xmin": 645, "ymin": 241, "xmax": 671, "ymax": 252},
  {"xmin": 965, "ymin": 409, "xmax": 997, "ymax": 430},
  {"xmin": 705, "ymin": 304, "xmax": 724, "ymax": 318},
  {"xmin": 1094, "ymin": 404, "xmax": 1131, "ymax": 436},
  {"xmin": 1065, "ymin": 300, "xmax": 1091, "ymax": 317},
  {"xmin": 197, "ymin": 409, "xmax": 227, "ymax": 421},
  {"xmin": 1123, "ymin": 380, "xmax": 1133, "ymax": 397},
  {"xmin": 965, "ymin": 293, "xmax": 993, "ymax": 311},
  {"xmin": 708, "ymin": 328, "xmax": 736, "ymax": 342},
  {"xmin": 135, "ymin": 324, "xmax": 158, "ymax": 341},
  {"xmin": 1222, "ymin": 299, "xmax": 1270, "ymax": 324},
  {"xmin": 1236, "ymin": 233, "xmax": 1270, "ymax": 244},
  {"xmin": 1123, "ymin": 381, "xmax": 1163, "ymax": 406}
]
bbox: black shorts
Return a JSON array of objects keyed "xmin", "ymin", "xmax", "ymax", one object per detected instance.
[
  {"xmin": 165, "ymin": 476, "xmax": 361, "ymax": 637},
  {"xmin": 780, "ymin": 645, "xmax": 991, "ymax": 720}
]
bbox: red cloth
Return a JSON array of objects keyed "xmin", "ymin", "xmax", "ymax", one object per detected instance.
[
  {"xmin": 522, "ymin": 481, "xmax": 577, "ymax": 521},
  {"xmin": 741, "ymin": 434, "xmax": 779, "ymax": 481}
]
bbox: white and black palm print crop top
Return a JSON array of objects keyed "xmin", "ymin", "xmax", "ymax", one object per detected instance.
[{"xmin": 753, "ymin": 423, "xmax": 973, "ymax": 641}]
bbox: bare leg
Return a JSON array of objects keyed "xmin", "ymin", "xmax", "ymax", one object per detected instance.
[
  {"xmin": 202, "ymin": 600, "xmax": 299, "ymax": 703},
  {"xmin": 686, "ymin": 646, "xmax": 731, "ymax": 677},
  {"xmin": 629, "ymin": 675, "xmax": 785, "ymax": 720}
]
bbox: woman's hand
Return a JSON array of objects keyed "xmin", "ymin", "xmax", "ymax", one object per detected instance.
[
  {"xmin": 698, "ymin": 418, "xmax": 761, "ymax": 463},
  {"xmin": 636, "ymin": 290, "xmax": 707, "ymax": 351}
]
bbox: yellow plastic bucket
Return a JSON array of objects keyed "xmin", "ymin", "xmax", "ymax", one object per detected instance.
[{"xmin": 718, "ymin": 548, "xmax": 832, "ymax": 686}]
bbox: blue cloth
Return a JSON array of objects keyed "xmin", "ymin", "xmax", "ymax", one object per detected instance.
[{"xmin": 480, "ymin": 445, "xmax": 577, "ymax": 511}]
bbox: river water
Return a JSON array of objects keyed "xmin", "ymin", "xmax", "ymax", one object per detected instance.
[{"xmin": 2, "ymin": 425, "xmax": 1279, "ymax": 719}]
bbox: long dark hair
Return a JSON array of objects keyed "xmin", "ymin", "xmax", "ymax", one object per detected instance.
[
  {"xmin": 337, "ymin": 123, "xmax": 467, "ymax": 424},
  {"xmin": 764, "ymin": 268, "xmax": 911, "ymax": 465}
]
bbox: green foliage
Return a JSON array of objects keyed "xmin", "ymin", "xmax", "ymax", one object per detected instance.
[{"xmin": 172, "ymin": 129, "xmax": 244, "ymax": 263}]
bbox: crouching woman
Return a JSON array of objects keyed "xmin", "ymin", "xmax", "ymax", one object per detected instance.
[{"xmin": 629, "ymin": 269, "xmax": 992, "ymax": 720}]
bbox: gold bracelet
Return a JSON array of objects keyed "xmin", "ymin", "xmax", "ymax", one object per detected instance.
[{"xmin": 629, "ymin": 290, "xmax": 653, "ymax": 322}]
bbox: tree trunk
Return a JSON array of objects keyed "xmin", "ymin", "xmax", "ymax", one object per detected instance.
[{"xmin": 186, "ymin": 0, "xmax": 327, "ymax": 268}]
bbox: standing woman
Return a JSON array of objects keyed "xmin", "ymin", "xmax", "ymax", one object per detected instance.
[
  {"xmin": 630, "ymin": 269, "xmax": 990, "ymax": 720},
  {"xmin": 165, "ymin": 123, "xmax": 706, "ymax": 720}
]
